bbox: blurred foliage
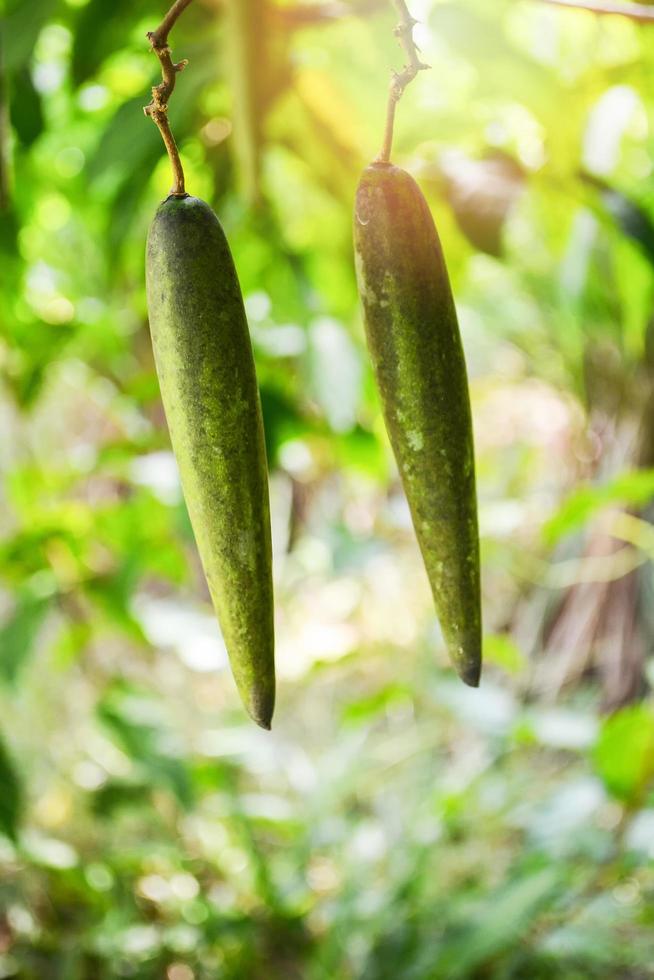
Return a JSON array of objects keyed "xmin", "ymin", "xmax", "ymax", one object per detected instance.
[{"xmin": 1, "ymin": 0, "xmax": 654, "ymax": 976}]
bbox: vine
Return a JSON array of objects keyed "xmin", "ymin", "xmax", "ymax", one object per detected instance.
[
  {"xmin": 377, "ymin": 0, "xmax": 429, "ymax": 164},
  {"xmin": 144, "ymin": 0, "xmax": 195, "ymax": 197}
]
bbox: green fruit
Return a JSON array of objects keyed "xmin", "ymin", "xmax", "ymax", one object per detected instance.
[
  {"xmin": 353, "ymin": 163, "xmax": 482, "ymax": 686},
  {"xmin": 146, "ymin": 194, "xmax": 275, "ymax": 728}
]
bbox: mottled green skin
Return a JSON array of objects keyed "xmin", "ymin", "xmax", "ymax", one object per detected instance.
[
  {"xmin": 146, "ymin": 195, "xmax": 275, "ymax": 727},
  {"xmin": 354, "ymin": 164, "xmax": 482, "ymax": 686}
]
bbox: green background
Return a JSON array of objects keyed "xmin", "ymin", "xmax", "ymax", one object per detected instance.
[{"xmin": 2, "ymin": 0, "xmax": 654, "ymax": 976}]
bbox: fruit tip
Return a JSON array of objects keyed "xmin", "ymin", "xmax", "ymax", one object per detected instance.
[
  {"xmin": 248, "ymin": 694, "xmax": 275, "ymax": 731},
  {"xmin": 460, "ymin": 662, "xmax": 481, "ymax": 688}
]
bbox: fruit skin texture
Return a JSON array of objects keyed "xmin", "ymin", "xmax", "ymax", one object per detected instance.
[
  {"xmin": 353, "ymin": 163, "xmax": 482, "ymax": 686},
  {"xmin": 146, "ymin": 195, "xmax": 275, "ymax": 728}
]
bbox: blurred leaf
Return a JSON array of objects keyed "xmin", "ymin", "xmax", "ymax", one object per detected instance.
[
  {"xmin": 437, "ymin": 867, "xmax": 560, "ymax": 977},
  {"xmin": 0, "ymin": 589, "xmax": 50, "ymax": 685},
  {"xmin": 594, "ymin": 704, "xmax": 654, "ymax": 805},
  {"xmin": 483, "ymin": 633, "xmax": 526, "ymax": 674},
  {"xmin": 439, "ymin": 150, "xmax": 525, "ymax": 257},
  {"xmin": 87, "ymin": 95, "xmax": 161, "ymax": 183},
  {"xmin": 540, "ymin": 892, "xmax": 637, "ymax": 966},
  {"xmin": 71, "ymin": 0, "xmax": 146, "ymax": 87},
  {"xmin": 334, "ymin": 424, "xmax": 385, "ymax": 479},
  {"xmin": 259, "ymin": 383, "xmax": 312, "ymax": 466},
  {"xmin": 4, "ymin": 319, "xmax": 76, "ymax": 408},
  {"xmin": 544, "ymin": 469, "xmax": 654, "ymax": 545},
  {"xmin": 90, "ymin": 779, "xmax": 152, "ymax": 816},
  {"xmin": 97, "ymin": 682, "xmax": 194, "ymax": 809},
  {"xmin": 3, "ymin": 0, "xmax": 55, "ymax": 73},
  {"xmin": 9, "ymin": 67, "xmax": 44, "ymax": 146},
  {"xmin": 84, "ymin": 565, "xmax": 147, "ymax": 644},
  {"xmin": 342, "ymin": 681, "xmax": 413, "ymax": 725},
  {"xmin": 0, "ymin": 730, "xmax": 22, "ymax": 841},
  {"xmin": 582, "ymin": 172, "xmax": 654, "ymax": 268}
]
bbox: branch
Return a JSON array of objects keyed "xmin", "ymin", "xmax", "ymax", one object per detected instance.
[
  {"xmin": 536, "ymin": 0, "xmax": 654, "ymax": 21},
  {"xmin": 377, "ymin": 0, "xmax": 429, "ymax": 164},
  {"xmin": 144, "ymin": 0, "xmax": 195, "ymax": 197}
]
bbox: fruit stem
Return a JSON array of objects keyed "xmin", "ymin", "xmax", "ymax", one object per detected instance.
[
  {"xmin": 144, "ymin": 0, "xmax": 195, "ymax": 197},
  {"xmin": 377, "ymin": 0, "xmax": 429, "ymax": 164}
]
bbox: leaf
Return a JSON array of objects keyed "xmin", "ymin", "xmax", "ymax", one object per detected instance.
[
  {"xmin": 342, "ymin": 682, "xmax": 413, "ymax": 726},
  {"xmin": 84, "ymin": 562, "xmax": 148, "ymax": 645},
  {"xmin": 544, "ymin": 469, "xmax": 654, "ymax": 545},
  {"xmin": 71, "ymin": 0, "xmax": 148, "ymax": 87},
  {"xmin": 87, "ymin": 96, "xmax": 162, "ymax": 183},
  {"xmin": 439, "ymin": 150, "xmax": 526, "ymax": 257},
  {"xmin": 334, "ymin": 425, "xmax": 386, "ymax": 480},
  {"xmin": 436, "ymin": 868, "xmax": 561, "ymax": 977},
  {"xmin": 3, "ymin": 0, "xmax": 55, "ymax": 74},
  {"xmin": 0, "ymin": 730, "xmax": 22, "ymax": 841},
  {"xmin": 9, "ymin": 66, "xmax": 44, "ymax": 146},
  {"xmin": 5, "ymin": 319, "xmax": 76, "ymax": 408},
  {"xmin": 0, "ymin": 589, "xmax": 50, "ymax": 685},
  {"xmin": 259, "ymin": 383, "xmax": 312, "ymax": 466},
  {"xmin": 593, "ymin": 704, "xmax": 654, "ymax": 805},
  {"xmin": 97, "ymin": 682, "xmax": 194, "ymax": 810},
  {"xmin": 91, "ymin": 779, "xmax": 152, "ymax": 817},
  {"xmin": 581, "ymin": 172, "xmax": 654, "ymax": 268},
  {"xmin": 483, "ymin": 633, "xmax": 526, "ymax": 674}
]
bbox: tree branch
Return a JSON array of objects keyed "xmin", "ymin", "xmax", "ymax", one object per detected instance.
[
  {"xmin": 144, "ymin": 0, "xmax": 195, "ymax": 197},
  {"xmin": 536, "ymin": 0, "xmax": 654, "ymax": 22},
  {"xmin": 377, "ymin": 0, "xmax": 429, "ymax": 164}
]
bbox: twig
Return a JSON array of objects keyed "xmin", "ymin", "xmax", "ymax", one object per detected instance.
[
  {"xmin": 536, "ymin": 0, "xmax": 654, "ymax": 21},
  {"xmin": 144, "ymin": 0, "xmax": 195, "ymax": 197},
  {"xmin": 377, "ymin": 0, "xmax": 429, "ymax": 164}
]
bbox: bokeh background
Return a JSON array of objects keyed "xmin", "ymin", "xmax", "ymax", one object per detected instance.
[{"xmin": 2, "ymin": 0, "xmax": 654, "ymax": 976}]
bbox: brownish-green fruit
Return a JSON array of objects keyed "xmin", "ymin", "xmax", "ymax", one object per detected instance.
[
  {"xmin": 146, "ymin": 194, "xmax": 275, "ymax": 727},
  {"xmin": 353, "ymin": 162, "xmax": 482, "ymax": 686}
]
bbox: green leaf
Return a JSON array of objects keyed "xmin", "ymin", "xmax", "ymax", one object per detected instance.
[
  {"xmin": 0, "ymin": 589, "xmax": 50, "ymax": 685},
  {"xmin": 582, "ymin": 173, "xmax": 654, "ymax": 269},
  {"xmin": 593, "ymin": 705, "xmax": 654, "ymax": 805},
  {"xmin": 483, "ymin": 633, "xmax": 526, "ymax": 674},
  {"xmin": 97, "ymin": 682, "xmax": 194, "ymax": 810},
  {"xmin": 342, "ymin": 682, "xmax": 413, "ymax": 726},
  {"xmin": 437, "ymin": 868, "xmax": 561, "ymax": 977},
  {"xmin": 87, "ymin": 96, "xmax": 161, "ymax": 183},
  {"xmin": 9, "ymin": 66, "xmax": 44, "ymax": 146},
  {"xmin": 71, "ymin": 0, "xmax": 146, "ymax": 87},
  {"xmin": 90, "ymin": 779, "xmax": 152, "ymax": 817},
  {"xmin": 0, "ymin": 730, "xmax": 22, "ymax": 841},
  {"xmin": 544, "ymin": 469, "xmax": 654, "ymax": 546},
  {"xmin": 3, "ymin": 0, "xmax": 55, "ymax": 73}
]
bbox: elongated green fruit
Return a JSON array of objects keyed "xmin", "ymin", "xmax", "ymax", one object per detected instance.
[
  {"xmin": 146, "ymin": 195, "xmax": 275, "ymax": 728},
  {"xmin": 354, "ymin": 163, "xmax": 482, "ymax": 686}
]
